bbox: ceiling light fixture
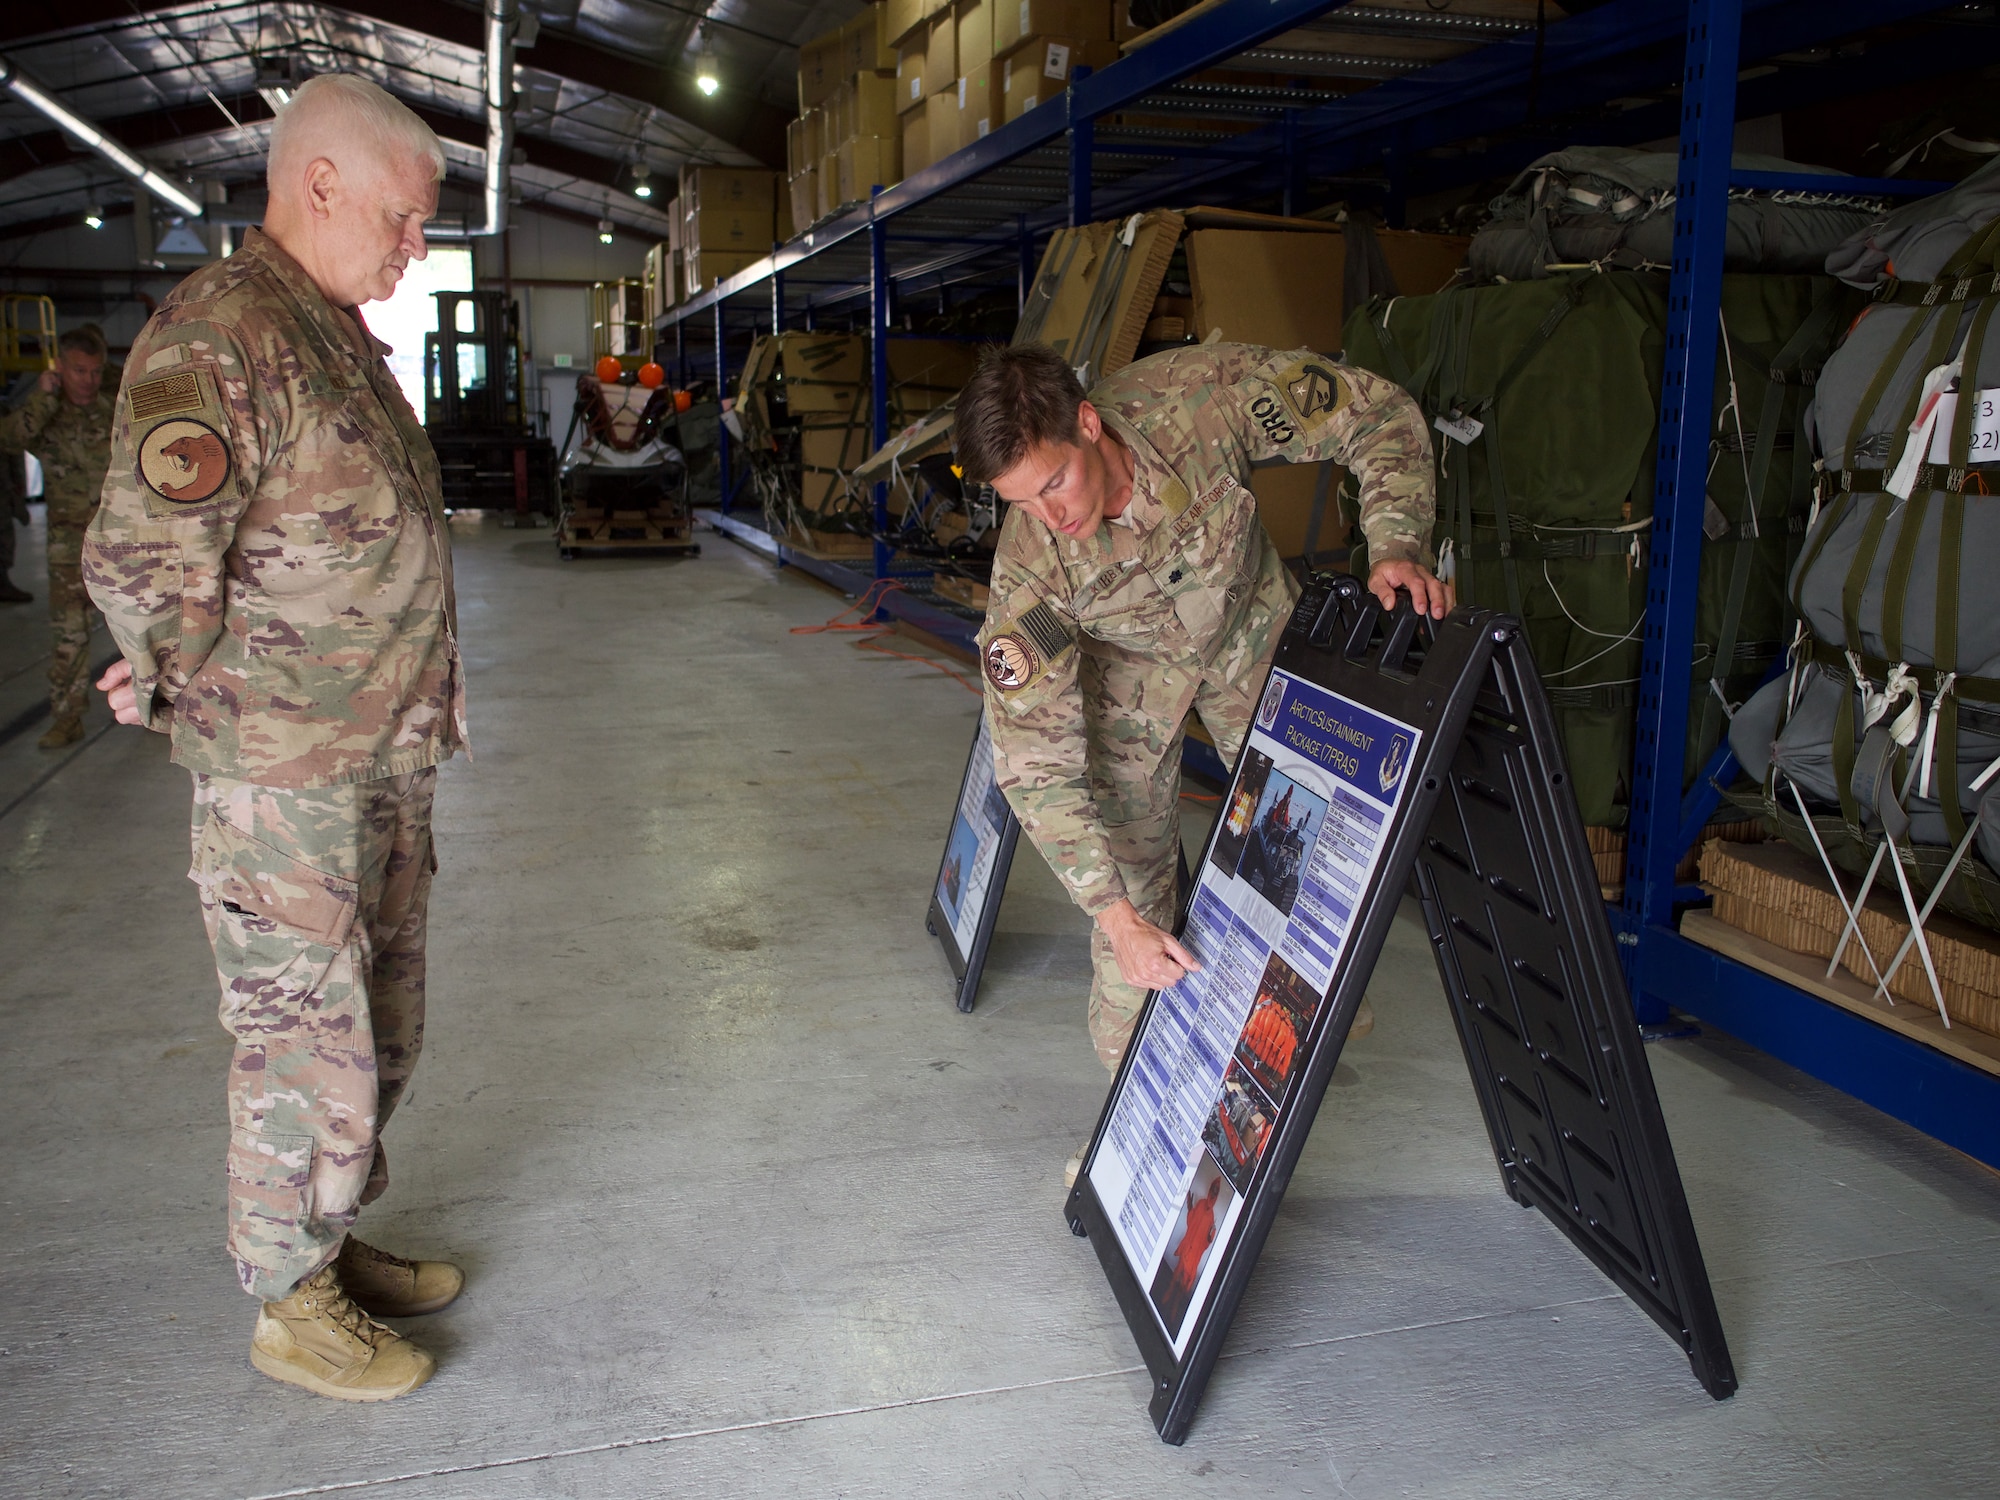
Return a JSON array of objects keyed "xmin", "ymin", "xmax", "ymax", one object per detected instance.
[
  {"xmin": 632, "ymin": 163, "xmax": 652, "ymax": 199},
  {"xmin": 597, "ymin": 217, "xmax": 615, "ymax": 245},
  {"xmin": 0, "ymin": 57, "xmax": 205, "ymax": 219},
  {"xmin": 83, "ymin": 204, "xmax": 104, "ymax": 229},
  {"xmin": 695, "ymin": 29, "xmax": 720, "ymax": 96}
]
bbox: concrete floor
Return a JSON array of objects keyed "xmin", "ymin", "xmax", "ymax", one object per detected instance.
[{"xmin": 3, "ymin": 510, "xmax": 1998, "ymax": 1499}]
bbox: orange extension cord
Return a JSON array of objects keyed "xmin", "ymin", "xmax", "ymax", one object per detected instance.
[{"xmin": 790, "ymin": 579, "xmax": 981, "ymax": 696}]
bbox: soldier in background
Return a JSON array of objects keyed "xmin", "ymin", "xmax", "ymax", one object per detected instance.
[
  {"xmin": 85, "ymin": 74, "xmax": 467, "ymax": 1401},
  {"xmin": 0, "ymin": 325, "xmax": 116, "ymax": 745},
  {"xmin": 0, "ymin": 448, "xmax": 30, "ymax": 603},
  {"xmin": 953, "ymin": 342, "xmax": 1443, "ymax": 1181}
]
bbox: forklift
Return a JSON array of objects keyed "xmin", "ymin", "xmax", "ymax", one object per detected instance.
[{"xmin": 423, "ymin": 290, "xmax": 557, "ymax": 525}]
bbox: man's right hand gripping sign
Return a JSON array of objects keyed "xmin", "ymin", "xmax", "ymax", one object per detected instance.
[{"xmin": 954, "ymin": 341, "xmax": 1440, "ymax": 1117}]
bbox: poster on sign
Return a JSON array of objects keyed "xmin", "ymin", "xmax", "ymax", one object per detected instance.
[
  {"xmin": 926, "ymin": 711, "xmax": 1021, "ymax": 1012},
  {"xmin": 1084, "ymin": 666, "xmax": 1418, "ymax": 1357}
]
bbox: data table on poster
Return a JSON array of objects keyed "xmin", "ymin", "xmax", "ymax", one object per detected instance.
[{"xmin": 1088, "ymin": 666, "xmax": 1419, "ymax": 1356}]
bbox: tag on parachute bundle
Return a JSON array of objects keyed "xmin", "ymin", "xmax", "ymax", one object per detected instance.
[{"xmin": 1434, "ymin": 411, "xmax": 1484, "ymax": 446}]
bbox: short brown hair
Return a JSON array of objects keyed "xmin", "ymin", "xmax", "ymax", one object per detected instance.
[
  {"xmin": 954, "ymin": 342, "xmax": 1087, "ymax": 483},
  {"xmin": 58, "ymin": 324, "xmax": 106, "ymax": 361}
]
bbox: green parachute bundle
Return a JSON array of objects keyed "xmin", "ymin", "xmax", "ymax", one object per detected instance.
[{"xmin": 1343, "ymin": 268, "xmax": 1860, "ymax": 832}]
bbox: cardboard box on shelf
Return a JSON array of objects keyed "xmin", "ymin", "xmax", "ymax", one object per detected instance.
[
  {"xmin": 886, "ymin": 0, "xmax": 928, "ymax": 46},
  {"xmin": 778, "ymin": 333, "xmax": 868, "ymax": 413},
  {"xmin": 680, "ymin": 166, "xmax": 777, "ymax": 214},
  {"xmin": 775, "ymin": 175, "xmax": 796, "ymax": 243},
  {"xmin": 954, "ymin": 0, "xmax": 993, "ymax": 74},
  {"xmin": 817, "ymin": 150, "xmax": 842, "ymax": 218},
  {"xmin": 1112, "ymin": 0, "xmax": 1147, "ymax": 41},
  {"xmin": 924, "ymin": 15, "xmax": 957, "ymax": 97},
  {"xmin": 643, "ymin": 241, "xmax": 670, "ymax": 327},
  {"xmin": 798, "ymin": 31, "xmax": 843, "ymax": 110},
  {"xmin": 897, "ymin": 37, "xmax": 929, "ymax": 112},
  {"xmin": 832, "ymin": 70, "xmax": 901, "ymax": 144},
  {"xmin": 925, "ymin": 89, "xmax": 960, "ymax": 162},
  {"xmin": 955, "ymin": 64, "xmax": 1002, "ymax": 144},
  {"xmin": 926, "ymin": 0, "xmax": 952, "ymax": 19},
  {"xmin": 786, "ymin": 113, "xmax": 820, "ymax": 179},
  {"xmin": 665, "ymin": 196, "xmax": 682, "ymax": 253},
  {"xmin": 901, "ymin": 109, "xmax": 932, "ymax": 175},
  {"xmin": 1001, "ymin": 37, "xmax": 1117, "ymax": 120},
  {"xmin": 789, "ymin": 169, "xmax": 819, "ymax": 232},
  {"xmin": 996, "ymin": 0, "xmax": 1112, "ymax": 53},
  {"xmin": 684, "ymin": 248, "xmax": 761, "ymax": 298},
  {"xmin": 685, "ymin": 204, "xmax": 773, "ymax": 254},
  {"xmin": 844, "ymin": 3, "xmax": 899, "ymax": 71},
  {"xmin": 838, "ymin": 136, "xmax": 901, "ymax": 204}
]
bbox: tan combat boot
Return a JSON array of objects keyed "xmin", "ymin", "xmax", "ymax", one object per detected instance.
[
  {"xmin": 337, "ymin": 1236, "xmax": 465, "ymax": 1317},
  {"xmin": 1349, "ymin": 995, "xmax": 1376, "ymax": 1040},
  {"xmin": 37, "ymin": 715, "xmax": 83, "ymax": 750},
  {"xmin": 250, "ymin": 1265, "xmax": 436, "ymax": 1401}
]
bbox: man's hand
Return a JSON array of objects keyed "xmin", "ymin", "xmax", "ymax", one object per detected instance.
[
  {"xmin": 1367, "ymin": 556, "xmax": 1451, "ymax": 620},
  {"xmin": 37, "ymin": 367, "xmax": 58, "ymax": 395},
  {"xmin": 96, "ymin": 659, "xmax": 146, "ymax": 726},
  {"xmin": 1098, "ymin": 898, "xmax": 1202, "ymax": 991}
]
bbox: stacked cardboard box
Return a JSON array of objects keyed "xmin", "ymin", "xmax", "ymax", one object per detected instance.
[
  {"xmin": 680, "ymin": 166, "xmax": 778, "ymax": 297},
  {"xmin": 794, "ymin": 2, "xmax": 904, "ymax": 220},
  {"xmin": 994, "ymin": 0, "xmax": 1113, "ymax": 123},
  {"xmin": 642, "ymin": 240, "xmax": 673, "ymax": 327}
]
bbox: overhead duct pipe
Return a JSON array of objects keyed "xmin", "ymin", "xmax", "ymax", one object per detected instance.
[
  {"xmin": 478, "ymin": 0, "xmax": 516, "ymax": 236},
  {"xmin": 0, "ymin": 55, "xmax": 205, "ymax": 220}
]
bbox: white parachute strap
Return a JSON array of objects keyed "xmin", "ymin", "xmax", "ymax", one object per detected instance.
[
  {"xmin": 1917, "ymin": 671, "xmax": 1957, "ymax": 801},
  {"xmin": 1887, "ymin": 353, "xmax": 1964, "ymax": 499},
  {"xmin": 1715, "ymin": 306, "xmax": 1760, "ymax": 537},
  {"xmin": 1871, "ymin": 811, "xmax": 1983, "ymax": 1025},
  {"xmin": 1436, "ymin": 535, "xmax": 1456, "ymax": 586},
  {"xmin": 1882, "ymin": 821, "xmax": 1955, "ymax": 1028},
  {"xmin": 1855, "ymin": 654, "xmax": 1924, "ymax": 746},
  {"xmin": 1787, "ymin": 778, "xmax": 1891, "ymax": 995}
]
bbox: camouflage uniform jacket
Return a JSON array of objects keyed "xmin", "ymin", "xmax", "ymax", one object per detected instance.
[
  {"xmin": 83, "ymin": 229, "xmax": 467, "ymax": 787},
  {"xmin": 978, "ymin": 342, "xmax": 1433, "ymax": 915},
  {"xmin": 0, "ymin": 383, "xmax": 117, "ymax": 530}
]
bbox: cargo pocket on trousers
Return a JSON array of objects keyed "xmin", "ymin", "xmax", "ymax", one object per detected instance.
[
  {"xmin": 192, "ymin": 813, "xmax": 361, "ymax": 1036},
  {"xmin": 226, "ymin": 1128, "xmax": 316, "ymax": 1256}
]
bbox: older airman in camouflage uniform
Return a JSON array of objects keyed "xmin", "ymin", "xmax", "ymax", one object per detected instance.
[
  {"xmin": 86, "ymin": 74, "xmax": 464, "ymax": 1403},
  {"xmin": 956, "ymin": 342, "xmax": 1441, "ymax": 1100},
  {"xmin": 0, "ymin": 325, "xmax": 116, "ymax": 746}
]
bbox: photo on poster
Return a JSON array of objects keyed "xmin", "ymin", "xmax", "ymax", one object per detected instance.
[
  {"xmin": 1208, "ymin": 748, "xmax": 1274, "ymax": 877},
  {"xmin": 1256, "ymin": 674, "xmax": 1287, "ymax": 733},
  {"xmin": 1147, "ymin": 1153, "xmax": 1238, "ymax": 1344},
  {"xmin": 1235, "ymin": 949, "xmax": 1326, "ymax": 1101},
  {"xmin": 937, "ymin": 811, "xmax": 984, "ymax": 929},
  {"xmin": 1202, "ymin": 1060, "xmax": 1276, "ymax": 1196},
  {"xmin": 1235, "ymin": 770, "xmax": 1330, "ymax": 918}
]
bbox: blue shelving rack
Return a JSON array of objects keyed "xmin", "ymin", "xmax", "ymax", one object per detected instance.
[{"xmin": 661, "ymin": 0, "xmax": 2000, "ymax": 1167}]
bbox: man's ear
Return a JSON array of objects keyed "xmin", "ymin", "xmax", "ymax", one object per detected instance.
[
  {"xmin": 302, "ymin": 157, "xmax": 340, "ymax": 221},
  {"xmin": 1077, "ymin": 399, "xmax": 1101, "ymax": 444}
]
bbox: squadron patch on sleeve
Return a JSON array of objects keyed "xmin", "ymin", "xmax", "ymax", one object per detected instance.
[
  {"xmin": 984, "ymin": 633, "xmax": 1038, "ymax": 691},
  {"xmin": 1275, "ymin": 357, "xmax": 1351, "ymax": 432},
  {"xmin": 138, "ymin": 418, "xmax": 232, "ymax": 505},
  {"xmin": 983, "ymin": 600, "xmax": 1075, "ymax": 692}
]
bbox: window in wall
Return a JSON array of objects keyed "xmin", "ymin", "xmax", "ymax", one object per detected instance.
[{"xmin": 364, "ymin": 245, "xmax": 474, "ymax": 422}]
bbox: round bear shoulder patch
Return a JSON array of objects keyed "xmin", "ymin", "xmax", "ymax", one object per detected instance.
[
  {"xmin": 984, "ymin": 633, "xmax": 1038, "ymax": 691},
  {"xmin": 138, "ymin": 418, "xmax": 232, "ymax": 505}
]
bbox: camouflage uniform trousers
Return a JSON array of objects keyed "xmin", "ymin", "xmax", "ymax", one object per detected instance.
[
  {"xmin": 46, "ymin": 521, "xmax": 97, "ymax": 721},
  {"xmin": 190, "ymin": 767, "xmax": 438, "ymax": 1300},
  {"xmin": 1083, "ymin": 631, "xmax": 1281, "ymax": 1070}
]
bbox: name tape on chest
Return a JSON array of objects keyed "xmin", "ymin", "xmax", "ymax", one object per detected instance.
[{"xmin": 984, "ymin": 599, "xmax": 1076, "ymax": 693}]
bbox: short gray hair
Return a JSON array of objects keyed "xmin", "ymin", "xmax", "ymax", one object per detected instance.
[{"xmin": 267, "ymin": 73, "xmax": 446, "ymax": 194}]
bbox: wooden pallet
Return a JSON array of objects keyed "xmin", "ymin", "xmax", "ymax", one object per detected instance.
[
  {"xmin": 557, "ymin": 508, "xmax": 699, "ymax": 558},
  {"xmin": 932, "ymin": 574, "xmax": 991, "ymax": 611},
  {"xmin": 1681, "ymin": 911, "xmax": 2000, "ymax": 1080},
  {"xmin": 784, "ymin": 526, "xmax": 874, "ymax": 561}
]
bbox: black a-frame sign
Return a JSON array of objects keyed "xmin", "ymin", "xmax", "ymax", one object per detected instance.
[
  {"xmin": 926, "ymin": 711, "xmax": 1023, "ymax": 1013},
  {"xmin": 1065, "ymin": 576, "xmax": 1736, "ymax": 1443}
]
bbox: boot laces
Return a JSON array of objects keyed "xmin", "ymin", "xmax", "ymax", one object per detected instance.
[{"xmin": 301, "ymin": 1268, "xmax": 391, "ymax": 1347}]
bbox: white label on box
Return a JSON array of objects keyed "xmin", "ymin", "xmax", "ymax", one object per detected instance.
[
  {"xmin": 910, "ymin": 74, "xmax": 922, "ymax": 100},
  {"xmin": 957, "ymin": 77, "xmax": 967, "ymax": 106},
  {"xmin": 1003, "ymin": 58, "xmax": 1012, "ymax": 89},
  {"xmin": 1044, "ymin": 41, "xmax": 1071, "ymax": 80},
  {"xmin": 1926, "ymin": 389, "xmax": 2000, "ymax": 462},
  {"xmin": 977, "ymin": 117, "xmax": 990, "ymax": 137},
  {"xmin": 1019, "ymin": 0, "xmax": 1031, "ymax": 37}
]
